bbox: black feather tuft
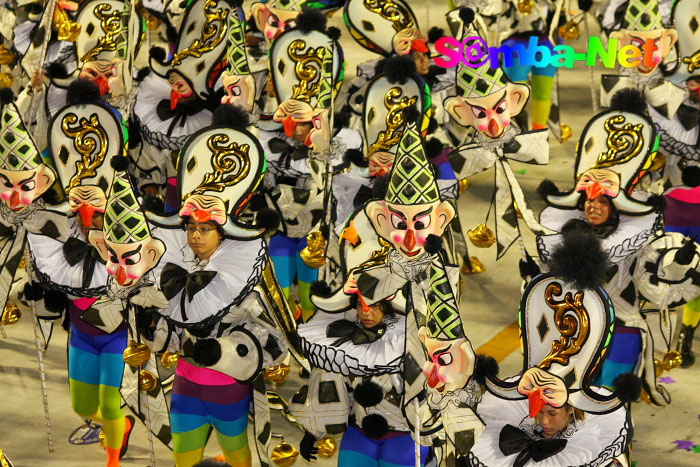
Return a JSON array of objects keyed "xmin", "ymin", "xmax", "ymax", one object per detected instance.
[
  {"xmin": 192, "ymin": 339, "xmax": 222, "ymax": 366},
  {"xmin": 473, "ymin": 354, "xmax": 499, "ymax": 385},
  {"xmin": 142, "ymin": 194, "xmax": 164, "ymax": 216},
  {"xmin": 383, "ymin": 55, "xmax": 417, "ymax": 85},
  {"xmin": 361, "ymin": 414, "xmax": 389, "ymax": 439},
  {"xmin": 43, "ymin": 289, "xmax": 69, "ymax": 314},
  {"xmin": 295, "ymin": 7, "xmax": 327, "ymax": 34},
  {"xmin": 0, "ymin": 88, "xmax": 14, "ymax": 105},
  {"xmin": 334, "ymin": 105, "xmax": 352, "ymax": 129},
  {"xmin": 327, "ymin": 26, "xmax": 341, "ymax": 41},
  {"xmin": 610, "ymin": 88, "xmax": 647, "ymax": 115},
  {"xmin": 459, "ymin": 7, "xmax": 475, "ymax": 25},
  {"xmin": 149, "ymin": 46, "xmax": 167, "ymax": 63},
  {"xmin": 344, "ymin": 148, "xmax": 368, "ymax": 168},
  {"xmin": 45, "ymin": 62, "xmax": 69, "ymax": 79},
  {"xmin": 425, "ymin": 138, "xmax": 443, "ymax": 160},
  {"xmin": 426, "ymin": 117, "xmax": 438, "ymax": 134},
  {"xmin": 405, "ymin": 105, "xmax": 420, "ymax": 127},
  {"xmin": 537, "ymin": 179, "xmax": 561, "ymax": 200},
  {"xmin": 371, "ymin": 174, "xmax": 390, "ymax": 197},
  {"xmin": 428, "ymin": 26, "xmax": 444, "ymax": 43},
  {"xmin": 423, "ymin": 234, "xmax": 443, "ymax": 254},
  {"xmin": 309, "ymin": 280, "xmax": 332, "ymax": 298},
  {"xmin": 549, "ymin": 230, "xmax": 609, "ymax": 289},
  {"xmin": 255, "ymin": 207, "xmax": 280, "ymax": 231},
  {"xmin": 612, "ymin": 372, "xmax": 642, "ymax": 403},
  {"xmin": 353, "ymin": 381, "xmax": 383, "ymax": 407},
  {"xmin": 682, "ymin": 166, "xmax": 700, "ymax": 188},
  {"xmin": 110, "ymin": 155, "xmax": 129, "ymax": 172},
  {"xmin": 212, "ymin": 104, "xmax": 250, "ymax": 130},
  {"xmin": 248, "ymin": 193, "xmax": 267, "ymax": 211},
  {"xmin": 374, "ymin": 58, "xmax": 388, "ymax": 77},
  {"xmin": 66, "ymin": 79, "xmax": 100, "ymax": 105},
  {"xmin": 136, "ymin": 67, "xmax": 151, "ymax": 82},
  {"xmin": 647, "ymin": 193, "xmax": 666, "ymax": 212}
]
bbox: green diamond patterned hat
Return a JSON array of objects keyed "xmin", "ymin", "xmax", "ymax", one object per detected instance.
[
  {"xmin": 225, "ymin": 1, "xmax": 250, "ymax": 76},
  {"xmin": 0, "ymin": 98, "xmax": 43, "ymax": 171},
  {"xmin": 104, "ymin": 171, "xmax": 152, "ymax": 243},
  {"xmin": 455, "ymin": 34, "xmax": 509, "ymax": 99},
  {"xmin": 385, "ymin": 122, "xmax": 439, "ymax": 205},
  {"xmin": 622, "ymin": 0, "xmax": 663, "ymax": 30},
  {"xmin": 426, "ymin": 258, "xmax": 464, "ymax": 340},
  {"xmin": 316, "ymin": 44, "xmax": 333, "ymax": 110}
]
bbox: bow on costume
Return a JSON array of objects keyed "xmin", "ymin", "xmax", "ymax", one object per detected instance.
[
  {"xmin": 326, "ymin": 319, "xmax": 387, "ymax": 346},
  {"xmin": 449, "ymin": 130, "xmax": 554, "ymax": 258},
  {"xmin": 62, "ymin": 236, "xmax": 105, "ymax": 288},
  {"xmin": 498, "ymin": 424, "xmax": 567, "ymax": 467},
  {"xmin": 600, "ymin": 75, "xmax": 686, "ymax": 119},
  {"xmin": 160, "ymin": 262, "xmax": 217, "ymax": 321}
]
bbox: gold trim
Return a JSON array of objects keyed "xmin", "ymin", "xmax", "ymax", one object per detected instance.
[
  {"xmin": 683, "ymin": 50, "xmax": 700, "ymax": 73},
  {"xmin": 184, "ymin": 134, "xmax": 251, "ymax": 200},
  {"xmin": 593, "ymin": 115, "xmax": 644, "ymax": 170},
  {"xmin": 288, "ymin": 40, "xmax": 327, "ymax": 102},
  {"xmin": 61, "ymin": 112, "xmax": 108, "ymax": 192},
  {"xmin": 369, "ymin": 87, "xmax": 417, "ymax": 155},
  {"xmin": 171, "ymin": 0, "xmax": 229, "ymax": 66},
  {"xmin": 364, "ymin": 0, "xmax": 414, "ymax": 32},
  {"xmin": 80, "ymin": 3, "xmax": 124, "ymax": 62}
]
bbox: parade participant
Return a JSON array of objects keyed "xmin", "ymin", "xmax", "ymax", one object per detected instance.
[
  {"xmin": 146, "ymin": 106, "xmax": 296, "ymax": 467},
  {"xmin": 468, "ymin": 231, "xmax": 636, "ymax": 466}
]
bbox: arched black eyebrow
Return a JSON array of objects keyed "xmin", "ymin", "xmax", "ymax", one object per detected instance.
[
  {"xmin": 492, "ymin": 91, "xmax": 507, "ymax": 109},
  {"xmin": 121, "ymin": 243, "xmax": 143, "ymax": 258},
  {"xmin": 412, "ymin": 207, "xmax": 433, "ymax": 221},
  {"xmin": 0, "ymin": 173, "xmax": 10, "ymax": 183},
  {"xmin": 388, "ymin": 205, "xmax": 407, "ymax": 219},
  {"xmin": 18, "ymin": 172, "xmax": 37, "ymax": 184},
  {"xmin": 433, "ymin": 344, "xmax": 451, "ymax": 355}
]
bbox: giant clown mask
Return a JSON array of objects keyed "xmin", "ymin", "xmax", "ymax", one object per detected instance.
[
  {"xmin": 250, "ymin": 0, "xmax": 305, "ymax": 45},
  {"xmin": 220, "ymin": 0, "xmax": 257, "ymax": 112}
]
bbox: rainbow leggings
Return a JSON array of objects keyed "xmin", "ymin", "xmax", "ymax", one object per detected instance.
[
  {"xmin": 68, "ymin": 325, "xmax": 127, "ymax": 450},
  {"xmin": 170, "ymin": 359, "xmax": 253, "ymax": 467},
  {"xmin": 338, "ymin": 425, "xmax": 430, "ymax": 467},
  {"xmin": 593, "ymin": 326, "xmax": 642, "ymax": 390},
  {"xmin": 269, "ymin": 233, "xmax": 318, "ymax": 320}
]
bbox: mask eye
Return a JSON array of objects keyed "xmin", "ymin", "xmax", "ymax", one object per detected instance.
[
  {"xmin": 414, "ymin": 214, "xmax": 431, "ymax": 230},
  {"xmin": 229, "ymin": 85, "xmax": 241, "ymax": 96},
  {"xmin": 496, "ymin": 99, "xmax": 507, "ymax": 114},
  {"xmin": 110, "ymin": 255, "xmax": 118, "ymax": 264},
  {"xmin": 286, "ymin": 20, "xmax": 296, "ymax": 30},
  {"xmin": 630, "ymin": 38, "xmax": 644, "ymax": 48},
  {"xmin": 471, "ymin": 106, "xmax": 486, "ymax": 119},
  {"xmin": 391, "ymin": 213, "xmax": 407, "ymax": 230},
  {"xmin": 124, "ymin": 252, "xmax": 141, "ymax": 266},
  {"xmin": 313, "ymin": 116, "xmax": 322, "ymax": 129},
  {"xmin": 21, "ymin": 180, "xmax": 35, "ymax": 191},
  {"xmin": 267, "ymin": 16, "xmax": 279, "ymax": 28},
  {"xmin": 2, "ymin": 180, "xmax": 12, "ymax": 188},
  {"xmin": 437, "ymin": 352, "xmax": 453, "ymax": 366}
]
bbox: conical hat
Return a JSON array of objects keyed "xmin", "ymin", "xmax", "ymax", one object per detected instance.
[
  {"xmin": 385, "ymin": 122, "xmax": 439, "ymax": 205},
  {"xmin": 622, "ymin": 0, "xmax": 663, "ymax": 30},
  {"xmin": 0, "ymin": 99, "xmax": 43, "ymax": 171},
  {"xmin": 225, "ymin": 1, "xmax": 250, "ymax": 76},
  {"xmin": 425, "ymin": 258, "xmax": 465, "ymax": 340},
  {"xmin": 104, "ymin": 171, "xmax": 152, "ymax": 243}
]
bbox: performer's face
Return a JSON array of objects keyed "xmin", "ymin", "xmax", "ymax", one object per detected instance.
[
  {"xmin": 292, "ymin": 122, "xmax": 313, "ymax": 144},
  {"xmin": 186, "ymin": 220, "xmax": 221, "ymax": 260},
  {"xmin": 518, "ymin": 367, "xmax": 568, "ymax": 417},
  {"xmin": 536, "ymin": 404, "xmax": 573, "ymax": 438},
  {"xmin": 412, "ymin": 51, "xmax": 430, "ymax": 76},
  {"xmin": 0, "ymin": 166, "xmax": 55, "ymax": 211},
  {"xmin": 79, "ymin": 60, "xmax": 116, "ymax": 96},
  {"xmin": 687, "ymin": 78, "xmax": 700, "ymax": 103},
  {"xmin": 358, "ymin": 302, "xmax": 385, "ymax": 328},
  {"xmin": 584, "ymin": 196, "xmax": 613, "ymax": 226},
  {"xmin": 221, "ymin": 73, "xmax": 256, "ymax": 111}
]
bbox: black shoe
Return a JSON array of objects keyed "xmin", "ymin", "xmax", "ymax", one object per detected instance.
[{"xmin": 678, "ymin": 324, "xmax": 697, "ymax": 368}]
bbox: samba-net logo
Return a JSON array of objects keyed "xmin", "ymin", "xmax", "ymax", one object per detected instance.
[{"xmin": 435, "ymin": 35, "xmax": 661, "ymax": 69}]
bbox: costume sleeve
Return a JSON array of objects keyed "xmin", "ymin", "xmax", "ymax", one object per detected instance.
[{"xmin": 289, "ymin": 368, "xmax": 352, "ymax": 439}]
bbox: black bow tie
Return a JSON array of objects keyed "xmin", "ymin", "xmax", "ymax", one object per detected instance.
[
  {"xmin": 63, "ymin": 236, "xmax": 104, "ymax": 287},
  {"xmin": 161, "ymin": 263, "xmax": 217, "ymax": 321},
  {"xmin": 499, "ymin": 424, "xmax": 567, "ymax": 467},
  {"xmin": 326, "ymin": 319, "xmax": 387, "ymax": 346}
]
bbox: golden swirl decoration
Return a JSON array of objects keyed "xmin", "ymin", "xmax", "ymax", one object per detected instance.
[
  {"xmin": 538, "ymin": 282, "xmax": 590, "ymax": 370},
  {"xmin": 369, "ymin": 87, "xmax": 417, "ymax": 155},
  {"xmin": 54, "ymin": 6, "xmax": 81, "ymax": 42},
  {"xmin": 62, "ymin": 112, "xmax": 108, "ymax": 192},
  {"xmin": 184, "ymin": 134, "xmax": 250, "ymax": 199},
  {"xmin": 171, "ymin": 0, "xmax": 229, "ymax": 66},
  {"xmin": 683, "ymin": 50, "xmax": 700, "ymax": 73},
  {"xmin": 288, "ymin": 40, "xmax": 327, "ymax": 102},
  {"xmin": 81, "ymin": 3, "xmax": 124, "ymax": 62},
  {"xmin": 593, "ymin": 115, "xmax": 644, "ymax": 170},
  {"xmin": 364, "ymin": 0, "xmax": 414, "ymax": 32}
]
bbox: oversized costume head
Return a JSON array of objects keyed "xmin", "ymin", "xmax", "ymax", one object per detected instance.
[
  {"xmin": 220, "ymin": 0, "xmax": 257, "ymax": 111},
  {"xmin": 609, "ymin": 0, "xmax": 678, "ymax": 75},
  {"xmin": 0, "ymin": 91, "xmax": 57, "ymax": 211},
  {"xmin": 270, "ymin": 13, "xmax": 343, "ymax": 152},
  {"xmin": 250, "ymin": 0, "xmax": 306, "ymax": 44},
  {"xmin": 544, "ymin": 108, "xmax": 659, "ymax": 215},
  {"xmin": 344, "ymin": 0, "xmax": 427, "ymax": 56},
  {"xmin": 93, "ymin": 171, "xmax": 165, "ymax": 286},
  {"xmin": 363, "ymin": 63, "xmax": 429, "ymax": 177},
  {"xmin": 669, "ymin": 0, "xmax": 700, "ymax": 85},
  {"xmin": 365, "ymin": 121, "xmax": 455, "ymax": 259},
  {"xmin": 149, "ymin": 0, "xmax": 232, "ymax": 109},
  {"xmin": 418, "ymin": 258, "xmax": 475, "ymax": 393},
  {"xmin": 49, "ymin": 99, "xmax": 124, "ymax": 226},
  {"xmin": 487, "ymin": 271, "xmax": 619, "ymax": 415},
  {"xmin": 443, "ymin": 24, "xmax": 530, "ymax": 139}
]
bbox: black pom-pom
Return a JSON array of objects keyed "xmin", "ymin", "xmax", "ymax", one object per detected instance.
[
  {"xmin": 212, "ymin": 103, "xmax": 250, "ymax": 130},
  {"xmin": 344, "ymin": 148, "xmax": 368, "ymax": 168},
  {"xmin": 295, "ymin": 7, "xmax": 327, "ymax": 34},
  {"xmin": 166, "ymin": 25, "xmax": 178, "ymax": 44},
  {"xmin": 353, "ymin": 381, "xmax": 383, "ymax": 407},
  {"xmin": 248, "ymin": 193, "xmax": 267, "ymax": 211},
  {"xmin": 459, "ymin": 7, "xmax": 475, "ymax": 25},
  {"xmin": 149, "ymin": 46, "xmax": 167, "ymax": 63},
  {"xmin": 45, "ymin": 62, "xmax": 69, "ymax": 79},
  {"xmin": 136, "ymin": 67, "xmax": 151, "ymax": 82},
  {"xmin": 682, "ymin": 166, "xmax": 700, "ymax": 188},
  {"xmin": 405, "ymin": 105, "xmax": 420, "ymax": 127},
  {"xmin": 0, "ymin": 88, "xmax": 14, "ymax": 105},
  {"xmin": 66, "ymin": 79, "xmax": 101, "ymax": 105},
  {"xmin": 192, "ymin": 339, "xmax": 222, "ymax": 366},
  {"xmin": 428, "ymin": 26, "xmax": 444, "ymax": 44},
  {"xmin": 142, "ymin": 194, "xmax": 164, "ymax": 216},
  {"xmin": 610, "ymin": 88, "xmax": 647, "ymax": 115},
  {"xmin": 327, "ymin": 26, "xmax": 341, "ymax": 41},
  {"xmin": 549, "ymin": 230, "xmax": 609, "ymax": 289},
  {"xmin": 612, "ymin": 372, "xmax": 642, "ymax": 403},
  {"xmin": 425, "ymin": 138, "xmax": 443, "ymax": 160},
  {"xmin": 426, "ymin": 117, "xmax": 438, "ymax": 135},
  {"xmin": 309, "ymin": 280, "xmax": 332, "ymax": 298},
  {"xmin": 537, "ymin": 179, "xmax": 561, "ymax": 200},
  {"xmin": 647, "ymin": 193, "xmax": 666, "ymax": 212},
  {"xmin": 473, "ymin": 354, "xmax": 499, "ymax": 385},
  {"xmin": 334, "ymin": 106, "xmax": 352, "ymax": 129},
  {"xmin": 383, "ymin": 55, "xmax": 417, "ymax": 85},
  {"xmin": 372, "ymin": 174, "xmax": 390, "ymax": 198},
  {"xmin": 43, "ymin": 289, "xmax": 69, "ymax": 314},
  {"xmin": 578, "ymin": 0, "xmax": 593, "ymax": 13},
  {"xmin": 374, "ymin": 58, "xmax": 388, "ymax": 77},
  {"xmin": 424, "ymin": 234, "xmax": 443, "ymax": 254},
  {"xmin": 110, "ymin": 155, "xmax": 129, "ymax": 171},
  {"xmin": 256, "ymin": 207, "xmax": 280, "ymax": 231},
  {"xmin": 23, "ymin": 282, "xmax": 44, "ymax": 301},
  {"xmin": 361, "ymin": 413, "xmax": 389, "ymax": 439}
]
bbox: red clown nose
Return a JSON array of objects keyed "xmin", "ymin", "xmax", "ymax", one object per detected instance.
[
  {"xmin": 528, "ymin": 388, "xmax": 546, "ymax": 418},
  {"xmin": 427, "ymin": 365, "xmax": 440, "ymax": 389},
  {"xmin": 282, "ymin": 115, "xmax": 297, "ymax": 137},
  {"xmin": 585, "ymin": 181, "xmax": 605, "ymax": 200},
  {"xmin": 170, "ymin": 89, "xmax": 185, "ymax": 110},
  {"xmin": 79, "ymin": 204, "xmax": 96, "ymax": 228},
  {"xmin": 94, "ymin": 75, "xmax": 110, "ymax": 96},
  {"xmin": 115, "ymin": 266, "xmax": 129, "ymax": 286},
  {"xmin": 9, "ymin": 191, "xmax": 21, "ymax": 210},
  {"xmin": 404, "ymin": 229, "xmax": 416, "ymax": 251},
  {"xmin": 488, "ymin": 119, "xmax": 500, "ymax": 137}
]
